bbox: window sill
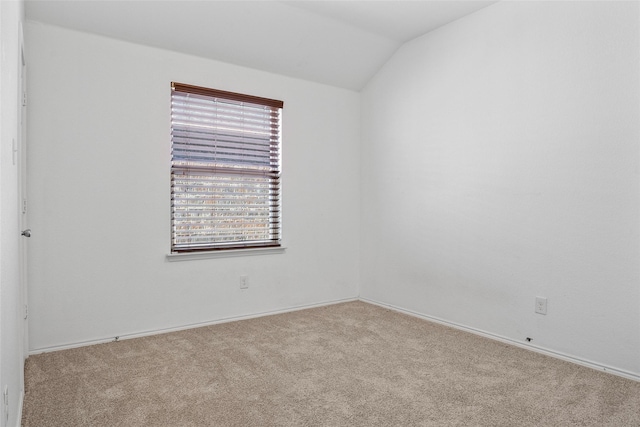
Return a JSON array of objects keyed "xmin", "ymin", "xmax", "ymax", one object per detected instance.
[{"xmin": 166, "ymin": 245, "xmax": 286, "ymax": 262}]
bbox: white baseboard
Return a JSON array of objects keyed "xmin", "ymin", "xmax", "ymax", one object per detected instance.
[
  {"xmin": 360, "ymin": 297, "xmax": 640, "ymax": 383},
  {"xmin": 28, "ymin": 297, "xmax": 359, "ymax": 355},
  {"xmin": 27, "ymin": 296, "xmax": 640, "ymax": 383}
]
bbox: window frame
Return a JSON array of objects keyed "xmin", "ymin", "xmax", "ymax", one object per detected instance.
[{"xmin": 169, "ymin": 82, "xmax": 283, "ymax": 255}]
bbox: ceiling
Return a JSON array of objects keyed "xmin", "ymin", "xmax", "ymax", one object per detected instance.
[{"xmin": 25, "ymin": 0, "xmax": 498, "ymax": 91}]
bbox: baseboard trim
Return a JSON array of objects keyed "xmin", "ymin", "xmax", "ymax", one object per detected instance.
[
  {"xmin": 360, "ymin": 297, "xmax": 640, "ymax": 383},
  {"xmin": 28, "ymin": 296, "xmax": 640, "ymax": 382},
  {"xmin": 29, "ymin": 297, "xmax": 359, "ymax": 355}
]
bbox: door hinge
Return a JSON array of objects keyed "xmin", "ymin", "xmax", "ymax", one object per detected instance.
[
  {"xmin": 22, "ymin": 91, "xmax": 27, "ymax": 106},
  {"xmin": 24, "ymin": 304, "xmax": 28, "ymax": 320},
  {"xmin": 22, "ymin": 198, "xmax": 27, "ymax": 214}
]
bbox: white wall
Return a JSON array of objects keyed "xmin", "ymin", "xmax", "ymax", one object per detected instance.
[
  {"xmin": 25, "ymin": 22, "xmax": 361, "ymax": 351},
  {"xmin": 1, "ymin": 1, "xmax": 26, "ymax": 426},
  {"xmin": 361, "ymin": 1, "xmax": 640, "ymax": 377},
  {"xmin": 25, "ymin": 0, "xmax": 640, "ymax": 381}
]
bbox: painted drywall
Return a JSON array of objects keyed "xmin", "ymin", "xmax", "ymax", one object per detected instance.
[
  {"xmin": 1, "ymin": 1, "xmax": 26, "ymax": 425},
  {"xmin": 25, "ymin": 22, "xmax": 360, "ymax": 351},
  {"xmin": 361, "ymin": 1, "xmax": 640, "ymax": 376}
]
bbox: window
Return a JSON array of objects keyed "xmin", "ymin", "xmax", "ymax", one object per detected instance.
[{"xmin": 170, "ymin": 82, "xmax": 283, "ymax": 253}]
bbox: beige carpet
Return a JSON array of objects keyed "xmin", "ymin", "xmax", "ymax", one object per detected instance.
[{"xmin": 22, "ymin": 301, "xmax": 640, "ymax": 426}]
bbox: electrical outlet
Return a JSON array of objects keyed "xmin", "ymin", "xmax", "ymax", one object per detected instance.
[
  {"xmin": 240, "ymin": 275, "xmax": 249, "ymax": 290},
  {"xmin": 535, "ymin": 297, "xmax": 548, "ymax": 315}
]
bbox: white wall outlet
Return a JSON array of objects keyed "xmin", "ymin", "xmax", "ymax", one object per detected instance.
[
  {"xmin": 240, "ymin": 275, "xmax": 249, "ymax": 290},
  {"xmin": 535, "ymin": 296, "xmax": 548, "ymax": 315}
]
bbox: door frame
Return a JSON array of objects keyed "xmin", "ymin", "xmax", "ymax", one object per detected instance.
[{"xmin": 18, "ymin": 20, "xmax": 28, "ymax": 360}]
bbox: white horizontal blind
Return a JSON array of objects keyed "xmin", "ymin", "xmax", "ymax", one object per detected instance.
[{"xmin": 171, "ymin": 82, "xmax": 283, "ymax": 252}]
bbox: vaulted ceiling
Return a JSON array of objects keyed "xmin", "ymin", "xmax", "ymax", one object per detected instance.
[{"xmin": 25, "ymin": 1, "xmax": 497, "ymax": 91}]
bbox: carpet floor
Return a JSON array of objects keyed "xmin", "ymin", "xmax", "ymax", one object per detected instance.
[{"xmin": 22, "ymin": 301, "xmax": 640, "ymax": 426}]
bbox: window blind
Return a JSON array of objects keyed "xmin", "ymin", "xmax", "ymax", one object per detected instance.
[{"xmin": 171, "ymin": 82, "xmax": 283, "ymax": 252}]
